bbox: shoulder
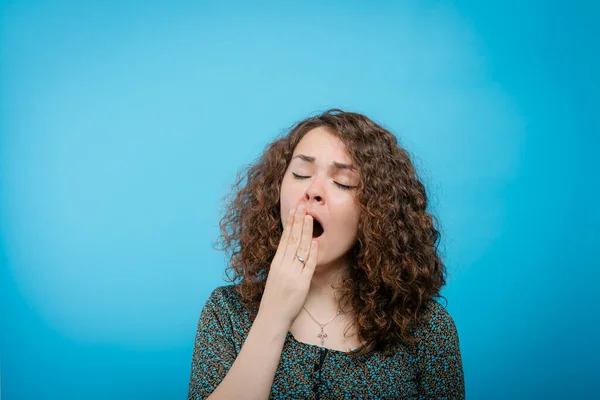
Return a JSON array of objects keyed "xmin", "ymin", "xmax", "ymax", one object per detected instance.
[
  {"xmin": 410, "ymin": 299, "xmax": 465, "ymax": 395},
  {"xmin": 202, "ymin": 284, "xmax": 252, "ymax": 326},
  {"xmin": 413, "ymin": 298, "xmax": 460, "ymax": 347},
  {"xmin": 204, "ymin": 284, "xmax": 246, "ymax": 313},
  {"xmin": 207, "ymin": 284, "xmax": 242, "ymax": 303}
]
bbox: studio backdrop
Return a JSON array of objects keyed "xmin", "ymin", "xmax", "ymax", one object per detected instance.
[{"xmin": 1, "ymin": 1, "xmax": 598, "ymax": 399}]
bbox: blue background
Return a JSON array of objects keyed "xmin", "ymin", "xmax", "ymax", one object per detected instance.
[{"xmin": 1, "ymin": 1, "xmax": 598, "ymax": 398}]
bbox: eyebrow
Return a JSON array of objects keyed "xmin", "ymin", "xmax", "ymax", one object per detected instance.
[{"xmin": 293, "ymin": 154, "xmax": 357, "ymax": 172}]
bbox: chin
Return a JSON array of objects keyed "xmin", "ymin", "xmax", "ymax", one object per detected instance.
[{"xmin": 313, "ymin": 254, "xmax": 347, "ymax": 272}]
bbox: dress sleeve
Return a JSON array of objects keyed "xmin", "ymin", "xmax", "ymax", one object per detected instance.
[
  {"xmin": 187, "ymin": 288, "xmax": 238, "ymax": 400},
  {"xmin": 415, "ymin": 301, "xmax": 465, "ymax": 399}
]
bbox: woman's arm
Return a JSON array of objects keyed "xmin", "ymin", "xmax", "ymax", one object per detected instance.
[
  {"xmin": 206, "ymin": 311, "xmax": 288, "ymax": 400},
  {"xmin": 187, "ymin": 290, "xmax": 290, "ymax": 400},
  {"xmin": 415, "ymin": 301, "xmax": 465, "ymax": 399},
  {"xmin": 188, "ymin": 205, "xmax": 319, "ymax": 399}
]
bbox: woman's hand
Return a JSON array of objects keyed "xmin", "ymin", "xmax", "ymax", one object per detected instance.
[
  {"xmin": 258, "ymin": 204, "xmax": 318, "ymax": 328},
  {"xmin": 204, "ymin": 204, "xmax": 318, "ymax": 400}
]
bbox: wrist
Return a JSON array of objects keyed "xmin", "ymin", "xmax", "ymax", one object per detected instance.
[{"xmin": 254, "ymin": 310, "xmax": 292, "ymax": 339}]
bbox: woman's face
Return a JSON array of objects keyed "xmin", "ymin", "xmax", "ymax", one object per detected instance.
[{"xmin": 280, "ymin": 127, "xmax": 361, "ymax": 268}]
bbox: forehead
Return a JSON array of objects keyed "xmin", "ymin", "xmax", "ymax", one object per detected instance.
[{"xmin": 292, "ymin": 127, "xmax": 351, "ymax": 163}]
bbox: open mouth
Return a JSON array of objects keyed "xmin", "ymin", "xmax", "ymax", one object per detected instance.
[{"xmin": 312, "ymin": 219, "xmax": 324, "ymax": 238}]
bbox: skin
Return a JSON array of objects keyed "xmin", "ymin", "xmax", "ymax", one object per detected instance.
[
  {"xmin": 279, "ymin": 126, "xmax": 361, "ymax": 316},
  {"xmin": 209, "ymin": 187, "xmax": 321, "ymax": 399},
  {"xmin": 280, "ymin": 127, "xmax": 361, "ymax": 267},
  {"xmin": 207, "ymin": 128, "xmax": 364, "ymax": 398}
]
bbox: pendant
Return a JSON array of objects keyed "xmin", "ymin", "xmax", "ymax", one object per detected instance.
[{"xmin": 317, "ymin": 324, "xmax": 327, "ymax": 346}]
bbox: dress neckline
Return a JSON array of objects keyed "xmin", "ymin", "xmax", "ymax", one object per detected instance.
[{"xmin": 285, "ymin": 331, "xmax": 367, "ymax": 354}]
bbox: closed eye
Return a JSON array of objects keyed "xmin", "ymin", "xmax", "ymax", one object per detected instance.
[
  {"xmin": 292, "ymin": 173, "xmax": 357, "ymax": 191},
  {"xmin": 335, "ymin": 182, "xmax": 355, "ymax": 190}
]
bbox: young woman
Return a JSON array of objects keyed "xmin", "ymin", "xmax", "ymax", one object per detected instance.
[{"xmin": 188, "ymin": 109, "xmax": 465, "ymax": 399}]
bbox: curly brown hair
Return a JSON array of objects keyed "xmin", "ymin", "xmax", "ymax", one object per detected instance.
[{"xmin": 216, "ymin": 109, "xmax": 446, "ymax": 356}]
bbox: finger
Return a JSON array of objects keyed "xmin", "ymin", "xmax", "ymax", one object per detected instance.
[
  {"xmin": 272, "ymin": 207, "xmax": 296, "ymax": 266},
  {"xmin": 301, "ymin": 240, "xmax": 319, "ymax": 278},
  {"xmin": 278, "ymin": 200, "xmax": 302, "ymax": 245},
  {"xmin": 294, "ymin": 214, "xmax": 313, "ymax": 265},
  {"xmin": 284, "ymin": 205, "xmax": 306, "ymax": 260}
]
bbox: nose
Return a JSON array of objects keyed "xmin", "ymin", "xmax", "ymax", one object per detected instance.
[{"xmin": 304, "ymin": 177, "xmax": 325, "ymax": 204}]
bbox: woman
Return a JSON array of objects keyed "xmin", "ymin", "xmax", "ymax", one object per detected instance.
[{"xmin": 187, "ymin": 109, "xmax": 465, "ymax": 399}]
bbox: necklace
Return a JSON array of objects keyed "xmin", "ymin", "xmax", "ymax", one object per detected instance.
[{"xmin": 302, "ymin": 306, "xmax": 341, "ymax": 347}]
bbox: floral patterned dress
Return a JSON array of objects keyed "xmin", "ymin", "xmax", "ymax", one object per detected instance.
[{"xmin": 188, "ymin": 285, "xmax": 465, "ymax": 399}]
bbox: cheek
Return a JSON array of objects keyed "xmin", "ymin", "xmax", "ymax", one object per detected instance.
[
  {"xmin": 332, "ymin": 200, "xmax": 361, "ymax": 233},
  {"xmin": 347, "ymin": 208, "xmax": 361, "ymax": 236},
  {"xmin": 279, "ymin": 177, "xmax": 299, "ymax": 217}
]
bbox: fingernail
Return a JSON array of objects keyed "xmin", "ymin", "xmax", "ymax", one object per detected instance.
[
  {"xmin": 289, "ymin": 208, "xmax": 295, "ymax": 216},
  {"xmin": 297, "ymin": 205, "xmax": 305, "ymax": 214}
]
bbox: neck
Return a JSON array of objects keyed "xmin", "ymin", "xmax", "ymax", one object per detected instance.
[{"xmin": 304, "ymin": 257, "xmax": 350, "ymax": 314}]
